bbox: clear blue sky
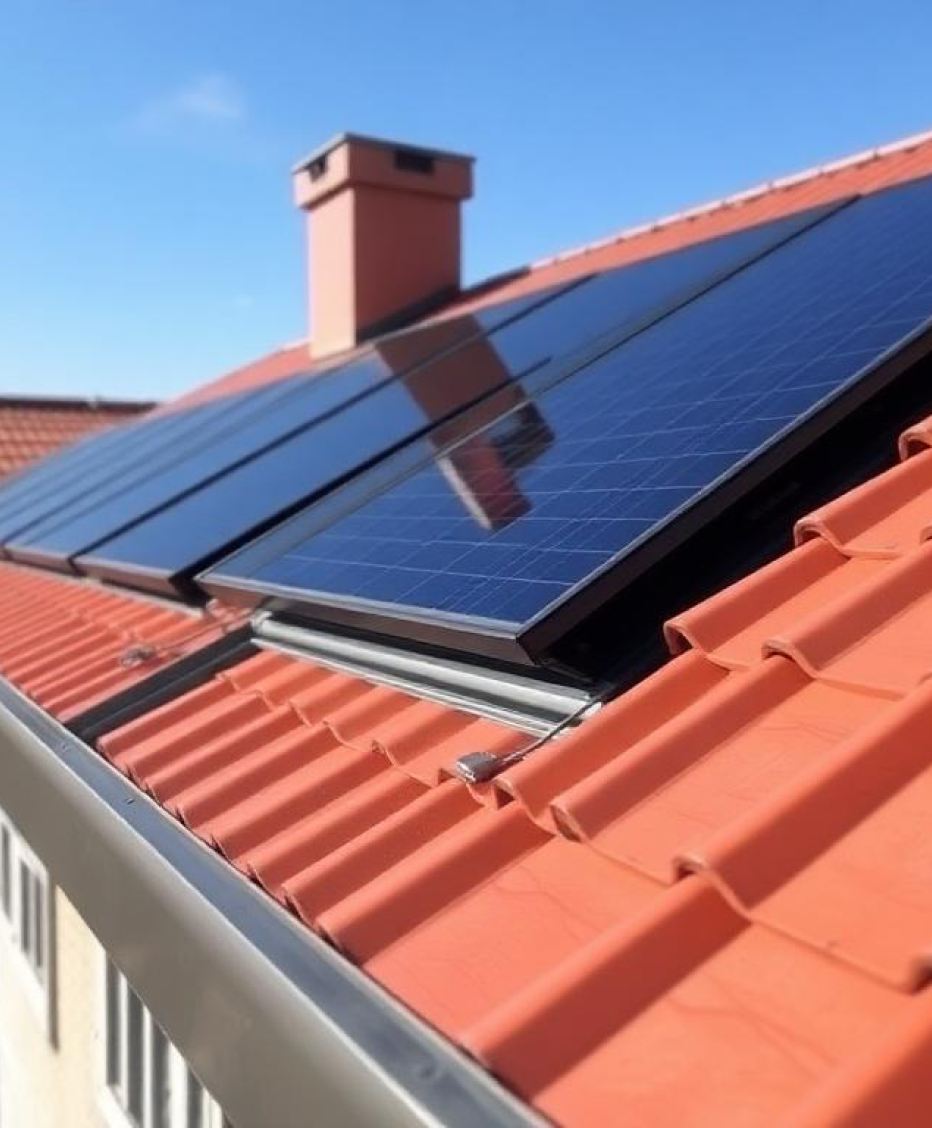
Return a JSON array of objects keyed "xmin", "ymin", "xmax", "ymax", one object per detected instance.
[{"xmin": 2, "ymin": 0, "xmax": 931, "ymax": 402}]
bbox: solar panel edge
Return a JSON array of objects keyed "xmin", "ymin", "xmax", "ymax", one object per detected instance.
[{"xmin": 201, "ymin": 569, "xmax": 536, "ymax": 667}]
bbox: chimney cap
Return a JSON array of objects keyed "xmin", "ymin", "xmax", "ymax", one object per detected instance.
[{"xmin": 292, "ymin": 132, "xmax": 475, "ymax": 176}]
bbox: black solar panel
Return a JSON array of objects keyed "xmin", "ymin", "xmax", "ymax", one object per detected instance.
[
  {"xmin": 71, "ymin": 206, "xmax": 825, "ymax": 594},
  {"xmin": 204, "ymin": 176, "xmax": 932, "ymax": 666}
]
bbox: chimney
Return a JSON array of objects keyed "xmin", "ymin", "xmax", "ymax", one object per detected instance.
[{"xmin": 293, "ymin": 133, "xmax": 474, "ymax": 357}]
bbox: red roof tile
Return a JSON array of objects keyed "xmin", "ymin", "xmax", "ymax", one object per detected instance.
[
  {"xmin": 0, "ymin": 563, "xmax": 243, "ymax": 721},
  {"xmin": 0, "ymin": 398, "xmax": 150, "ymax": 479},
  {"xmin": 164, "ymin": 342, "xmax": 313, "ymax": 412}
]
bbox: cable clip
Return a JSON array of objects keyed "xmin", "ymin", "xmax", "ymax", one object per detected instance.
[{"xmin": 118, "ymin": 643, "xmax": 159, "ymax": 669}]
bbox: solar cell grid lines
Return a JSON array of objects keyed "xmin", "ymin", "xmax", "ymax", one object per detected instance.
[
  {"xmin": 206, "ymin": 174, "xmax": 932, "ymax": 663},
  {"xmin": 74, "ymin": 204, "xmax": 832, "ymax": 594}
]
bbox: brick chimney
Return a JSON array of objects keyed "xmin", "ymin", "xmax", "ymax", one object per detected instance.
[{"xmin": 293, "ymin": 133, "xmax": 474, "ymax": 357}]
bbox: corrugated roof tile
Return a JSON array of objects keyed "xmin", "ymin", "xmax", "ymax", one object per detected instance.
[
  {"xmin": 796, "ymin": 446, "xmax": 932, "ymax": 556},
  {"xmin": 467, "ymin": 879, "xmax": 906, "ymax": 1128},
  {"xmin": 549, "ymin": 660, "xmax": 891, "ymax": 883},
  {"xmin": 666, "ymin": 541, "xmax": 890, "ymax": 670}
]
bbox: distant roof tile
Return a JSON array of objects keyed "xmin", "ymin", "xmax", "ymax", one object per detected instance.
[{"xmin": 0, "ymin": 398, "xmax": 150, "ymax": 479}]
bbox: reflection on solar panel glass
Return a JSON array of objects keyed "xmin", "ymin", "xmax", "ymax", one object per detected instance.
[
  {"xmin": 208, "ymin": 178, "xmax": 932, "ymax": 652},
  {"xmin": 74, "ymin": 207, "xmax": 829, "ymax": 591}
]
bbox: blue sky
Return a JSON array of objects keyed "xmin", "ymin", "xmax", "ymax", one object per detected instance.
[{"xmin": 2, "ymin": 0, "xmax": 932, "ymax": 401}]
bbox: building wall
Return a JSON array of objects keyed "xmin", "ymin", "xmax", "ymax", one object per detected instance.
[{"xmin": 0, "ymin": 887, "xmax": 103, "ymax": 1128}]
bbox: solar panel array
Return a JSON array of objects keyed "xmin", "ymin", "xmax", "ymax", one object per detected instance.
[
  {"xmin": 0, "ymin": 199, "xmax": 822, "ymax": 600},
  {"xmin": 3, "ymin": 178, "xmax": 932, "ymax": 669},
  {"xmin": 205, "ymin": 176, "xmax": 932, "ymax": 662},
  {"xmin": 0, "ymin": 285, "xmax": 553, "ymax": 588},
  {"xmin": 78, "ymin": 207, "xmax": 825, "ymax": 594}
]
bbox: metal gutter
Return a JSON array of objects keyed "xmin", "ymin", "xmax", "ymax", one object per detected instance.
[
  {"xmin": 254, "ymin": 614, "xmax": 598, "ymax": 734},
  {"xmin": 0, "ymin": 676, "xmax": 541, "ymax": 1128}
]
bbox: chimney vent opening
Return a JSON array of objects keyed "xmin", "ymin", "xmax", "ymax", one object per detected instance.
[
  {"xmin": 307, "ymin": 154, "xmax": 328, "ymax": 181},
  {"xmin": 393, "ymin": 148, "xmax": 436, "ymax": 176}
]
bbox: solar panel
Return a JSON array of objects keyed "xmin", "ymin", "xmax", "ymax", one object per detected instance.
[
  {"xmin": 203, "ymin": 176, "xmax": 932, "ymax": 667},
  {"xmin": 1, "ymin": 288, "xmax": 552, "ymax": 571},
  {"xmin": 74, "ymin": 205, "xmax": 830, "ymax": 596},
  {"xmin": 0, "ymin": 386, "xmax": 278, "ymax": 548}
]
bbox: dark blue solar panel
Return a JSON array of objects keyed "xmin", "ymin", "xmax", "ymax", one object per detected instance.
[
  {"xmin": 205, "ymin": 176, "xmax": 932, "ymax": 656},
  {"xmin": 0, "ymin": 386, "xmax": 277, "ymax": 547},
  {"xmin": 74, "ymin": 205, "xmax": 832, "ymax": 594},
  {"xmin": 3, "ymin": 288, "xmax": 548, "ymax": 568}
]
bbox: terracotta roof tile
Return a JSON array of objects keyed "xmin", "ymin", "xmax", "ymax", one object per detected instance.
[
  {"xmin": 0, "ymin": 399, "xmax": 149, "ymax": 479},
  {"xmin": 795, "ymin": 447, "xmax": 932, "ymax": 556},
  {"xmin": 0, "ymin": 563, "xmax": 242, "ymax": 721},
  {"xmin": 469, "ymin": 881, "xmax": 906, "ymax": 1128}
]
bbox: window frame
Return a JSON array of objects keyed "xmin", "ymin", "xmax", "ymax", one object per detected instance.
[
  {"xmin": 0, "ymin": 805, "xmax": 54, "ymax": 1038},
  {"xmin": 98, "ymin": 949, "xmax": 228, "ymax": 1128}
]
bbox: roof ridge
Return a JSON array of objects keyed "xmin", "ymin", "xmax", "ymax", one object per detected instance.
[{"xmin": 527, "ymin": 126, "xmax": 932, "ymax": 273}]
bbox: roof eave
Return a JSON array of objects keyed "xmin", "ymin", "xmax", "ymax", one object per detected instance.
[{"xmin": 0, "ymin": 675, "xmax": 539, "ymax": 1128}]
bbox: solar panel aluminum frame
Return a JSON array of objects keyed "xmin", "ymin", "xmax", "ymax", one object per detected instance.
[{"xmin": 203, "ymin": 309, "xmax": 932, "ymax": 677}]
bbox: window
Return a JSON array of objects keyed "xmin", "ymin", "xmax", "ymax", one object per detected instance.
[
  {"xmin": 0, "ymin": 806, "xmax": 52, "ymax": 1033},
  {"xmin": 101, "ymin": 955, "xmax": 229, "ymax": 1128},
  {"xmin": 1, "ymin": 823, "xmax": 11, "ymax": 919}
]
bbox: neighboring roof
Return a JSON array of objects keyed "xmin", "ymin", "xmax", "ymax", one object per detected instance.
[
  {"xmin": 5, "ymin": 129, "xmax": 932, "ymax": 1125},
  {"xmin": 0, "ymin": 395, "xmax": 152, "ymax": 479},
  {"xmin": 169, "ymin": 127, "xmax": 932, "ymax": 408}
]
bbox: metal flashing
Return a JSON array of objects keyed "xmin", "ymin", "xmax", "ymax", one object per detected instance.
[
  {"xmin": 68, "ymin": 624, "xmax": 256, "ymax": 744},
  {"xmin": 253, "ymin": 614, "xmax": 598, "ymax": 736}
]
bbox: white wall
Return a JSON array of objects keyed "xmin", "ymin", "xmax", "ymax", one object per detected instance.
[{"xmin": 0, "ymin": 887, "xmax": 104, "ymax": 1128}]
